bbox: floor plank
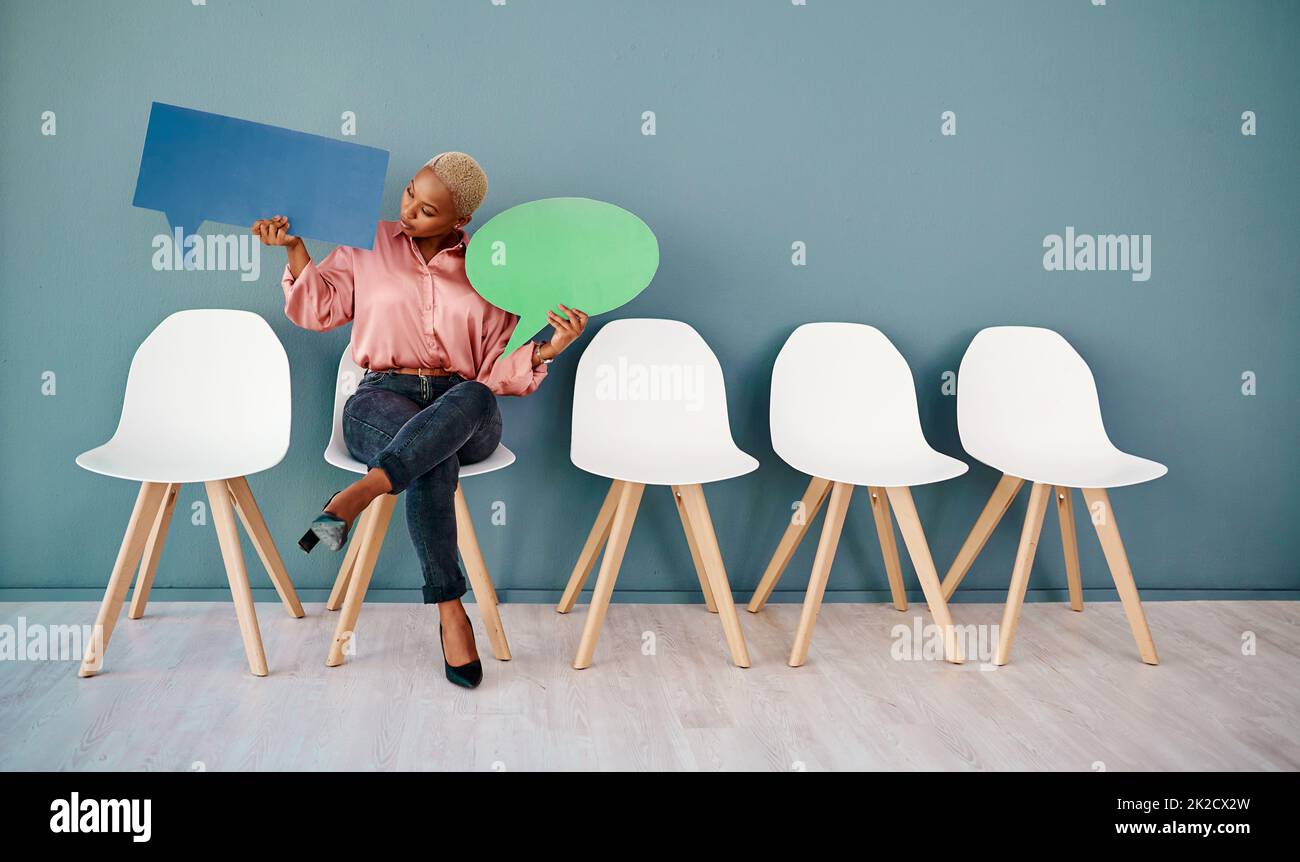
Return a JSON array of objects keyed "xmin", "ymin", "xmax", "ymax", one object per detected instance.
[{"xmin": 0, "ymin": 600, "xmax": 1295, "ymax": 771}]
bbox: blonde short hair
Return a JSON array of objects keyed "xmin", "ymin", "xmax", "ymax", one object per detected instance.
[{"xmin": 424, "ymin": 151, "xmax": 488, "ymax": 218}]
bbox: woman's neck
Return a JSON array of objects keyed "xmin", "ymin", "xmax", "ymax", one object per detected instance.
[{"xmin": 415, "ymin": 229, "xmax": 461, "ymax": 264}]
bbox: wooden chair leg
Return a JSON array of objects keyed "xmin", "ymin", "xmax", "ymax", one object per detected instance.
[
  {"xmin": 205, "ymin": 480, "xmax": 269, "ymax": 677},
  {"xmin": 1055, "ymin": 486, "xmax": 1084, "ymax": 612},
  {"xmin": 573, "ymin": 481, "xmax": 644, "ymax": 669},
  {"xmin": 942, "ymin": 473, "xmax": 1025, "ymax": 600},
  {"xmin": 127, "ymin": 482, "xmax": 179, "ymax": 620},
  {"xmin": 454, "ymin": 484, "xmax": 511, "ymax": 661},
  {"xmin": 226, "ymin": 476, "xmax": 304, "ymax": 619},
  {"xmin": 557, "ymin": 480, "xmax": 623, "ymax": 614},
  {"xmin": 672, "ymin": 485, "xmax": 718, "ymax": 613},
  {"xmin": 867, "ymin": 486, "xmax": 908, "ymax": 611},
  {"xmin": 677, "ymin": 484, "xmax": 751, "ymax": 668},
  {"xmin": 326, "ymin": 504, "xmax": 370, "ymax": 612},
  {"xmin": 789, "ymin": 481, "xmax": 853, "ymax": 667},
  {"xmin": 885, "ymin": 487, "xmax": 964, "ymax": 664},
  {"xmin": 327, "ymin": 493, "xmax": 396, "ymax": 667},
  {"xmin": 994, "ymin": 482, "xmax": 1051, "ymax": 666},
  {"xmin": 79, "ymin": 482, "xmax": 169, "ymax": 677},
  {"xmin": 1080, "ymin": 488, "xmax": 1159, "ymax": 665},
  {"xmin": 747, "ymin": 476, "xmax": 831, "ymax": 613}
]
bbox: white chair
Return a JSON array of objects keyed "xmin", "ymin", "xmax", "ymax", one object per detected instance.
[
  {"xmin": 75, "ymin": 309, "xmax": 303, "ymax": 677},
  {"xmin": 748, "ymin": 323, "xmax": 968, "ymax": 665},
  {"xmin": 941, "ymin": 326, "xmax": 1166, "ymax": 665},
  {"xmin": 557, "ymin": 319, "xmax": 757, "ymax": 669},
  {"xmin": 322, "ymin": 348, "xmax": 513, "ymax": 666}
]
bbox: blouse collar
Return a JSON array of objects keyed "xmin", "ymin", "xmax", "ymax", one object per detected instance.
[{"xmin": 389, "ymin": 221, "xmax": 468, "ymax": 256}]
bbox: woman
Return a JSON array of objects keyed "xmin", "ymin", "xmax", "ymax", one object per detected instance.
[{"xmin": 252, "ymin": 152, "xmax": 587, "ymax": 689}]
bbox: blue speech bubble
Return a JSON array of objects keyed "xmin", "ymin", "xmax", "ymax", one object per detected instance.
[{"xmin": 132, "ymin": 102, "xmax": 390, "ymax": 249}]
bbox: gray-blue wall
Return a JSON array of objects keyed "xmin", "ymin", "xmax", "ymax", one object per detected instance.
[{"xmin": 2, "ymin": 0, "xmax": 1297, "ymax": 602}]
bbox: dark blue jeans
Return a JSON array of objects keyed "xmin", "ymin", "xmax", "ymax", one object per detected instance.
[{"xmin": 342, "ymin": 371, "xmax": 502, "ymax": 603}]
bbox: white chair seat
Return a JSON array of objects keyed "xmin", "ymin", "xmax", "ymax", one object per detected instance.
[
  {"xmin": 769, "ymin": 323, "xmax": 968, "ymax": 488},
  {"xmin": 76, "ymin": 309, "xmax": 291, "ymax": 484},
  {"xmin": 324, "ymin": 439, "xmax": 516, "ymax": 478},
  {"xmin": 980, "ymin": 446, "xmax": 1167, "ymax": 489},
  {"xmin": 958, "ymin": 326, "xmax": 1167, "ymax": 489},
  {"xmin": 77, "ymin": 438, "xmax": 286, "ymax": 484},
  {"xmin": 570, "ymin": 318, "xmax": 759, "ymax": 488},
  {"xmin": 573, "ymin": 442, "xmax": 757, "ymax": 487},
  {"xmin": 783, "ymin": 443, "xmax": 967, "ymax": 489}
]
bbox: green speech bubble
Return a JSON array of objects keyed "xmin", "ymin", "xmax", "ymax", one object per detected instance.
[{"xmin": 466, "ymin": 197, "xmax": 660, "ymax": 357}]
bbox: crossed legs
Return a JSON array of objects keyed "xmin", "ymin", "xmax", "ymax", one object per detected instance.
[{"xmin": 323, "ymin": 376, "xmax": 507, "ymax": 667}]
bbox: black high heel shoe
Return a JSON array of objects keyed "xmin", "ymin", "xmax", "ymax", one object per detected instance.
[
  {"xmin": 298, "ymin": 493, "xmax": 352, "ymax": 553},
  {"xmin": 439, "ymin": 611, "xmax": 483, "ymax": 689}
]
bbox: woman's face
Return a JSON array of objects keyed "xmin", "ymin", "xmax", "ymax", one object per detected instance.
[{"xmin": 399, "ymin": 167, "xmax": 466, "ymax": 238}]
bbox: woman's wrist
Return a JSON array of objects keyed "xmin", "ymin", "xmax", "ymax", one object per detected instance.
[
  {"xmin": 286, "ymin": 237, "xmax": 311, "ymax": 280},
  {"xmin": 533, "ymin": 341, "xmax": 558, "ymax": 366}
]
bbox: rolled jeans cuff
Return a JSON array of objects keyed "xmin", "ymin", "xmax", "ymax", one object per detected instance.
[
  {"xmin": 371, "ymin": 451, "xmax": 413, "ymax": 495},
  {"xmin": 422, "ymin": 581, "xmax": 467, "ymax": 604}
]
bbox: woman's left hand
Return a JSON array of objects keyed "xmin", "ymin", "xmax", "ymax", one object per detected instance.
[{"xmin": 546, "ymin": 304, "xmax": 589, "ymax": 355}]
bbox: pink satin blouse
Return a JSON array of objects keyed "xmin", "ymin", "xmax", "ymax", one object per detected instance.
[{"xmin": 281, "ymin": 220, "xmax": 546, "ymax": 396}]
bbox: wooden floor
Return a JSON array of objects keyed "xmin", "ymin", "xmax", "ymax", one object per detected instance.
[{"xmin": 0, "ymin": 600, "xmax": 1296, "ymax": 771}]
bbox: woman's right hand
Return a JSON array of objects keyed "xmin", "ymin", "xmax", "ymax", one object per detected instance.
[
  {"xmin": 251, "ymin": 215, "xmax": 300, "ymax": 247},
  {"xmin": 253, "ymin": 215, "xmax": 311, "ymax": 279}
]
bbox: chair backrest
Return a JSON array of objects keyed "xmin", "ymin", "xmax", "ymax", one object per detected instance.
[
  {"xmin": 324, "ymin": 347, "xmax": 365, "ymax": 468},
  {"xmin": 111, "ymin": 309, "xmax": 290, "ymax": 467},
  {"xmin": 957, "ymin": 326, "xmax": 1112, "ymax": 465},
  {"xmin": 770, "ymin": 323, "xmax": 929, "ymax": 466},
  {"xmin": 571, "ymin": 319, "xmax": 741, "ymax": 464}
]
